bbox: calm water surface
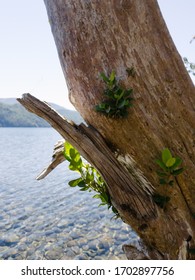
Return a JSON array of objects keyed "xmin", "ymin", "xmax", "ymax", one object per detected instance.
[{"xmin": 0, "ymin": 128, "xmax": 137, "ymax": 260}]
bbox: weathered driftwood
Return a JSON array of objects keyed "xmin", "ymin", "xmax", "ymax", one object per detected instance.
[
  {"xmin": 17, "ymin": 94, "xmax": 155, "ymax": 223},
  {"xmin": 36, "ymin": 140, "xmax": 65, "ymax": 180}
]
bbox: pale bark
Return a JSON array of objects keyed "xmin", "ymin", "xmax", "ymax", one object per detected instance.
[
  {"xmin": 18, "ymin": 0, "xmax": 195, "ymax": 259},
  {"xmin": 44, "ymin": 0, "xmax": 195, "ymax": 213}
]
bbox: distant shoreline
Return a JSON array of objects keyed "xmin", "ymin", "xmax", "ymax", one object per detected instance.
[{"xmin": 0, "ymin": 98, "xmax": 82, "ymax": 127}]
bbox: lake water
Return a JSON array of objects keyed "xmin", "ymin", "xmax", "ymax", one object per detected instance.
[{"xmin": 0, "ymin": 128, "xmax": 137, "ymax": 260}]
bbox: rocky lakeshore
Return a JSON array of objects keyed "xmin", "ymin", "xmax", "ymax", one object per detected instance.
[{"xmin": 0, "ymin": 128, "xmax": 138, "ymax": 260}]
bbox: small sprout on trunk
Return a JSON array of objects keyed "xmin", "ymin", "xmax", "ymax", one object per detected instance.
[
  {"xmin": 95, "ymin": 70, "xmax": 133, "ymax": 118},
  {"xmin": 156, "ymin": 148, "xmax": 184, "ymax": 186},
  {"xmin": 154, "ymin": 148, "xmax": 184, "ymax": 208}
]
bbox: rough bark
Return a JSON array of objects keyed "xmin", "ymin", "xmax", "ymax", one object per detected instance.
[
  {"xmin": 43, "ymin": 0, "xmax": 195, "ymax": 212},
  {"xmin": 19, "ymin": 0, "xmax": 195, "ymax": 259}
]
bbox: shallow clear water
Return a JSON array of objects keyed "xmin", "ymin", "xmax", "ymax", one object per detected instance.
[{"xmin": 0, "ymin": 128, "xmax": 137, "ymax": 260}]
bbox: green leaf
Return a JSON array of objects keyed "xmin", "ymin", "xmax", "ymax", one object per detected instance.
[
  {"xmin": 64, "ymin": 141, "xmax": 78, "ymax": 161},
  {"xmin": 105, "ymin": 105, "xmax": 111, "ymax": 113},
  {"xmin": 69, "ymin": 162, "xmax": 79, "ymax": 171},
  {"xmin": 64, "ymin": 141, "xmax": 72, "ymax": 154},
  {"xmin": 80, "ymin": 187, "xmax": 89, "ymax": 191},
  {"xmin": 69, "ymin": 178, "xmax": 82, "ymax": 187},
  {"xmin": 124, "ymin": 88, "xmax": 133, "ymax": 97},
  {"xmin": 109, "ymin": 71, "xmax": 115, "ymax": 83},
  {"xmin": 69, "ymin": 148, "xmax": 76, "ymax": 159},
  {"xmin": 100, "ymin": 192, "xmax": 109, "ymax": 203},
  {"xmin": 100, "ymin": 72, "xmax": 109, "ymax": 83},
  {"xmin": 171, "ymin": 168, "xmax": 184, "ymax": 176},
  {"xmin": 111, "ymin": 206, "xmax": 119, "ymax": 214},
  {"xmin": 95, "ymin": 104, "xmax": 105, "ymax": 111},
  {"xmin": 156, "ymin": 170, "xmax": 167, "ymax": 177},
  {"xmin": 116, "ymin": 90, "xmax": 124, "ymax": 101},
  {"xmin": 166, "ymin": 157, "xmax": 176, "ymax": 167},
  {"xmin": 104, "ymin": 89, "xmax": 113, "ymax": 98},
  {"xmin": 159, "ymin": 178, "xmax": 167, "ymax": 185},
  {"xmin": 125, "ymin": 99, "xmax": 131, "ymax": 106},
  {"xmin": 78, "ymin": 180, "xmax": 86, "ymax": 188},
  {"xmin": 171, "ymin": 157, "xmax": 182, "ymax": 169},
  {"xmin": 99, "ymin": 202, "xmax": 107, "ymax": 207},
  {"xmin": 162, "ymin": 148, "xmax": 172, "ymax": 164},
  {"xmin": 118, "ymin": 99, "xmax": 127, "ymax": 108},
  {"xmin": 95, "ymin": 105, "xmax": 101, "ymax": 112},
  {"xmin": 100, "ymin": 196, "xmax": 107, "ymax": 203},
  {"xmin": 63, "ymin": 153, "xmax": 71, "ymax": 162},
  {"xmin": 93, "ymin": 194, "xmax": 101, "ymax": 199},
  {"xmin": 86, "ymin": 171, "xmax": 94, "ymax": 182},
  {"xmin": 156, "ymin": 159, "xmax": 167, "ymax": 171},
  {"xmin": 74, "ymin": 153, "xmax": 82, "ymax": 163}
]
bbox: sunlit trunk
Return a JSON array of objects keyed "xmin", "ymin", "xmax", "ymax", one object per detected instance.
[{"xmin": 24, "ymin": 0, "xmax": 195, "ymax": 259}]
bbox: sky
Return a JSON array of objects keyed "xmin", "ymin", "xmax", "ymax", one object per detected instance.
[{"xmin": 0, "ymin": 1, "xmax": 194, "ymax": 110}]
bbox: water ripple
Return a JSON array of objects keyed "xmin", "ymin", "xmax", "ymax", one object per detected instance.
[{"xmin": 0, "ymin": 128, "xmax": 137, "ymax": 259}]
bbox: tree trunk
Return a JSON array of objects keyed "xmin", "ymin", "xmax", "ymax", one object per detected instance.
[{"xmin": 20, "ymin": 0, "xmax": 195, "ymax": 259}]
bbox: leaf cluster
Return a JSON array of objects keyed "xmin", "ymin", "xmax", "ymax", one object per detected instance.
[
  {"xmin": 63, "ymin": 141, "xmax": 119, "ymax": 218},
  {"xmin": 95, "ymin": 71, "xmax": 133, "ymax": 118},
  {"xmin": 156, "ymin": 148, "xmax": 184, "ymax": 186}
]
